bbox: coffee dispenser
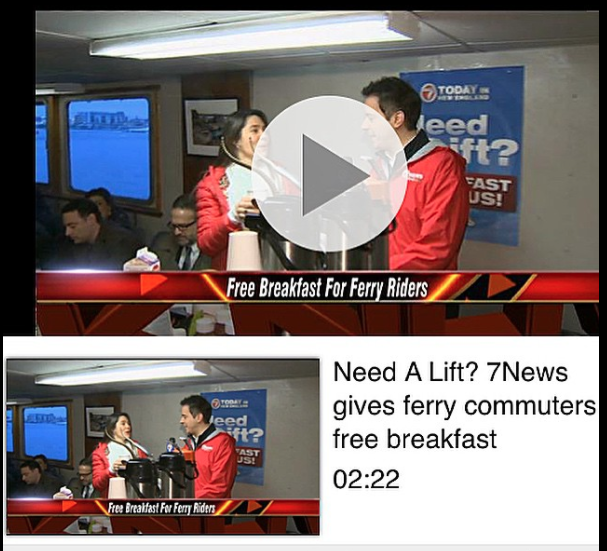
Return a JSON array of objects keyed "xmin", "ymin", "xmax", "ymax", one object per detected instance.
[
  {"xmin": 120, "ymin": 458, "xmax": 158, "ymax": 499},
  {"xmin": 157, "ymin": 453, "xmax": 187, "ymax": 499},
  {"xmin": 245, "ymin": 195, "xmax": 319, "ymax": 270},
  {"xmin": 245, "ymin": 195, "xmax": 392, "ymax": 271}
]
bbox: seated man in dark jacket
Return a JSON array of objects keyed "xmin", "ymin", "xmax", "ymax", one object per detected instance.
[
  {"xmin": 16, "ymin": 460, "xmax": 63, "ymax": 498},
  {"xmin": 150, "ymin": 193, "xmax": 211, "ymax": 271},
  {"xmin": 43, "ymin": 198, "xmax": 144, "ymax": 270},
  {"xmin": 54, "ymin": 457, "xmax": 101, "ymax": 499}
]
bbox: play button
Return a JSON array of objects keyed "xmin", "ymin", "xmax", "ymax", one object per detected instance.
[
  {"xmin": 302, "ymin": 134, "xmax": 370, "ymax": 216},
  {"xmin": 251, "ymin": 95, "xmax": 407, "ymax": 253}
]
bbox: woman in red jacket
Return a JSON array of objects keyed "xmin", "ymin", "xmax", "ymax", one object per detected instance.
[
  {"xmin": 195, "ymin": 109, "xmax": 268, "ymax": 270},
  {"xmin": 91, "ymin": 412, "xmax": 147, "ymax": 498}
]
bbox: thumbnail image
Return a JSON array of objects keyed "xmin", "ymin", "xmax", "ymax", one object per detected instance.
[{"xmin": 6, "ymin": 357, "xmax": 319, "ymax": 535}]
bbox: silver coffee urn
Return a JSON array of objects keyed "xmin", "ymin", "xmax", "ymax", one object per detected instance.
[
  {"xmin": 245, "ymin": 195, "xmax": 393, "ymax": 271},
  {"xmin": 157, "ymin": 453, "xmax": 187, "ymax": 499},
  {"xmin": 121, "ymin": 458, "xmax": 158, "ymax": 499}
]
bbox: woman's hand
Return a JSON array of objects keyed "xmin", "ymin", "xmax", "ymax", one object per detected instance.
[
  {"xmin": 112, "ymin": 458, "xmax": 127, "ymax": 472},
  {"xmin": 234, "ymin": 194, "xmax": 259, "ymax": 220}
]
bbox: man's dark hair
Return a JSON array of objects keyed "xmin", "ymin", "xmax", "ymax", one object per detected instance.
[
  {"xmin": 61, "ymin": 198, "xmax": 102, "ymax": 223},
  {"xmin": 181, "ymin": 395, "xmax": 212, "ymax": 424},
  {"xmin": 20, "ymin": 460, "xmax": 42, "ymax": 472},
  {"xmin": 79, "ymin": 457, "xmax": 93, "ymax": 468},
  {"xmin": 361, "ymin": 76, "xmax": 422, "ymax": 131},
  {"xmin": 172, "ymin": 193, "xmax": 196, "ymax": 212}
]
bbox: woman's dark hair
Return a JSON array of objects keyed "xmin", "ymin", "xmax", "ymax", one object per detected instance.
[
  {"xmin": 103, "ymin": 411, "xmax": 132, "ymax": 443},
  {"xmin": 85, "ymin": 187, "xmax": 115, "ymax": 208},
  {"xmin": 217, "ymin": 109, "xmax": 268, "ymax": 168},
  {"xmin": 32, "ymin": 454, "xmax": 49, "ymax": 468}
]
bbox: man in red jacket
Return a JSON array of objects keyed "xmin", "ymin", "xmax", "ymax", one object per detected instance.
[
  {"xmin": 362, "ymin": 77, "xmax": 469, "ymax": 270},
  {"xmin": 180, "ymin": 395, "xmax": 237, "ymax": 499}
]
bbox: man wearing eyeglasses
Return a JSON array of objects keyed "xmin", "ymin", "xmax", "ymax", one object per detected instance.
[
  {"xmin": 151, "ymin": 194, "xmax": 212, "ymax": 271},
  {"xmin": 53, "ymin": 457, "xmax": 101, "ymax": 500}
]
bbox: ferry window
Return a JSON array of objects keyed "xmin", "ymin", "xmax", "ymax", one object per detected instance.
[
  {"xmin": 66, "ymin": 97, "xmax": 151, "ymax": 201},
  {"xmin": 22, "ymin": 404, "xmax": 70, "ymax": 462},
  {"xmin": 35, "ymin": 102, "xmax": 49, "ymax": 184},
  {"xmin": 7, "ymin": 407, "xmax": 14, "ymax": 453}
]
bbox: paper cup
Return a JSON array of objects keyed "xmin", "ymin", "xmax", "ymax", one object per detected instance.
[
  {"xmin": 108, "ymin": 476, "xmax": 127, "ymax": 499},
  {"xmin": 226, "ymin": 231, "xmax": 262, "ymax": 271},
  {"xmin": 195, "ymin": 316, "xmax": 215, "ymax": 336}
]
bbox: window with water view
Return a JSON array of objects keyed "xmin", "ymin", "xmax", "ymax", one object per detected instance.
[
  {"xmin": 66, "ymin": 97, "xmax": 151, "ymax": 201},
  {"xmin": 35, "ymin": 102, "xmax": 49, "ymax": 184},
  {"xmin": 7, "ymin": 408, "xmax": 14, "ymax": 453},
  {"xmin": 22, "ymin": 404, "xmax": 69, "ymax": 461}
]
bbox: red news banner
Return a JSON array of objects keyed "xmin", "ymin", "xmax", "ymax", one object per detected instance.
[
  {"xmin": 36, "ymin": 272, "xmax": 598, "ymax": 303},
  {"xmin": 35, "ymin": 272, "xmax": 598, "ymax": 336},
  {"xmin": 6, "ymin": 498, "xmax": 319, "ymax": 535}
]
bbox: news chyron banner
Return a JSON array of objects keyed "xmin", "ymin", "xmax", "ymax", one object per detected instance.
[
  {"xmin": 203, "ymin": 389, "xmax": 267, "ymax": 485},
  {"xmin": 402, "ymin": 66, "xmax": 524, "ymax": 246}
]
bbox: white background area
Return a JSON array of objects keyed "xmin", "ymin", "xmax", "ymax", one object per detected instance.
[{"xmin": 4, "ymin": 336, "xmax": 599, "ymax": 548}]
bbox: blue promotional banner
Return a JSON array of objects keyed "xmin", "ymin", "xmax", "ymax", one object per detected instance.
[
  {"xmin": 203, "ymin": 389, "xmax": 267, "ymax": 486},
  {"xmin": 401, "ymin": 66, "xmax": 524, "ymax": 246}
]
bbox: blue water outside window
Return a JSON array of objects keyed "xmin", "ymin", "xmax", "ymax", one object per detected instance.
[
  {"xmin": 23, "ymin": 405, "xmax": 69, "ymax": 461},
  {"xmin": 35, "ymin": 103, "xmax": 49, "ymax": 184},
  {"xmin": 67, "ymin": 97, "xmax": 151, "ymax": 201},
  {"xmin": 7, "ymin": 408, "xmax": 14, "ymax": 453}
]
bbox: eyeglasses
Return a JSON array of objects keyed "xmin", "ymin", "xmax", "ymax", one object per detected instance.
[{"xmin": 167, "ymin": 220, "xmax": 196, "ymax": 231}]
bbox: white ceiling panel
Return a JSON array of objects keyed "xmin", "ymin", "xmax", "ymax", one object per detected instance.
[
  {"xmin": 6, "ymin": 358, "xmax": 319, "ymax": 399},
  {"xmin": 34, "ymin": 10, "xmax": 599, "ymax": 86}
]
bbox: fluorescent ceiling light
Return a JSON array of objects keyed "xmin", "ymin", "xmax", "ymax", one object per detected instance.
[
  {"xmin": 35, "ymin": 360, "xmax": 210, "ymax": 386},
  {"xmin": 90, "ymin": 12, "xmax": 415, "ymax": 60},
  {"xmin": 35, "ymin": 83, "xmax": 85, "ymax": 96}
]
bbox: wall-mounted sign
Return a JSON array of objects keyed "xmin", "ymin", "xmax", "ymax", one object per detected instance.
[
  {"xmin": 203, "ymin": 389, "xmax": 267, "ymax": 486},
  {"xmin": 402, "ymin": 66, "xmax": 525, "ymax": 246}
]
